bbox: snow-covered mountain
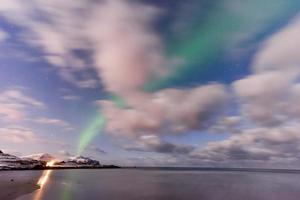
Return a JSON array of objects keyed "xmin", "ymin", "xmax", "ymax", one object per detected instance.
[
  {"xmin": 69, "ymin": 156, "xmax": 101, "ymax": 166},
  {"xmin": 56, "ymin": 156, "xmax": 101, "ymax": 167},
  {"xmin": 0, "ymin": 150, "xmax": 45, "ymax": 170},
  {"xmin": 0, "ymin": 150, "xmax": 104, "ymax": 169},
  {"xmin": 22, "ymin": 153, "xmax": 55, "ymax": 162}
]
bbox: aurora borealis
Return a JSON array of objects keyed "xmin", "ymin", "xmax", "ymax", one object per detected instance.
[
  {"xmin": 77, "ymin": 114, "xmax": 106, "ymax": 155},
  {"xmin": 1, "ymin": 0, "xmax": 300, "ymax": 168},
  {"xmin": 147, "ymin": 0, "xmax": 300, "ymax": 90}
]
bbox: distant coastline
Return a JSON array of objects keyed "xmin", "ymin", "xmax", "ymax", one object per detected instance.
[
  {"xmin": 0, "ymin": 165, "xmax": 121, "ymax": 171},
  {"xmin": 0, "ymin": 150, "xmax": 120, "ymax": 171},
  {"xmin": 1, "ymin": 150, "xmax": 299, "ymax": 173},
  {"xmin": 2, "ymin": 165, "xmax": 300, "ymax": 173},
  {"xmin": 123, "ymin": 167, "xmax": 300, "ymax": 174}
]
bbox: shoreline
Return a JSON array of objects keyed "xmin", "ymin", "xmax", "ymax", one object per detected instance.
[
  {"xmin": 0, "ymin": 165, "xmax": 121, "ymax": 171},
  {"xmin": 1, "ymin": 166, "xmax": 300, "ymax": 174},
  {"xmin": 125, "ymin": 167, "xmax": 300, "ymax": 174}
]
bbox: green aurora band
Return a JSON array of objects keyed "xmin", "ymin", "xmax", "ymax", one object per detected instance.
[
  {"xmin": 145, "ymin": 0, "xmax": 300, "ymax": 90},
  {"xmin": 77, "ymin": 114, "xmax": 106, "ymax": 155},
  {"xmin": 76, "ymin": 95, "xmax": 126, "ymax": 154}
]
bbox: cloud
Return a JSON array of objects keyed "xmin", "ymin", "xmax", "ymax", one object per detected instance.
[
  {"xmin": 210, "ymin": 116, "xmax": 241, "ymax": 134},
  {"xmin": 59, "ymin": 88, "xmax": 81, "ymax": 100},
  {"xmin": 59, "ymin": 71, "xmax": 99, "ymax": 89},
  {"xmin": 87, "ymin": 1, "xmax": 228, "ymax": 139},
  {"xmin": 89, "ymin": 0, "xmax": 165, "ymax": 96},
  {"xmin": 61, "ymin": 95, "xmax": 81, "ymax": 101},
  {"xmin": 0, "ymin": 123, "xmax": 72, "ymax": 149},
  {"xmin": 163, "ymin": 14, "xmax": 300, "ymax": 167},
  {"xmin": 125, "ymin": 135, "xmax": 194, "ymax": 154},
  {"xmin": 0, "ymin": 0, "xmax": 165, "ymax": 90},
  {"xmin": 0, "ymin": 87, "xmax": 76, "ymax": 151},
  {"xmin": 233, "ymin": 15, "xmax": 300, "ymax": 127},
  {"xmin": 253, "ymin": 15, "xmax": 300, "ymax": 73},
  {"xmin": 0, "ymin": 0, "xmax": 99, "ymax": 88},
  {"xmin": 192, "ymin": 14, "xmax": 300, "ymax": 166},
  {"xmin": 191, "ymin": 124, "xmax": 300, "ymax": 164},
  {"xmin": 1, "ymin": 89, "xmax": 45, "ymax": 108},
  {"xmin": 0, "ymin": 0, "xmax": 227, "ymax": 140},
  {"xmin": 0, "ymin": 29, "xmax": 8, "ymax": 42},
  {"xmin": 233, "ymin": 72, "xmax": 293, "ymax": 126},
  {"xmin": 88, "ymin": 146, "xmax": 107, "ymax": 154},
  {"xmin": 101, "ymin": 84, "xmax": 228, "ymax": 137},
  {"xmin": 0, "ymin": 88, "xmax": 45, "ymax": 121},
  {"xmin": 0, "ymin": 87, "xmax": 75, "ymax": 131},
  {"xmin": 58, "ymin": 150, "xmax": 71, "ymax": 157},
  {"xmin": 34, "ymin": 117, "xmax": 74, "ymax": 132},
  {"xmin": 123, "ymin": 154, "xmax": 183, "ymax": 167},
  {"xmin": 0, "ymin": 126, "xmax": 39, "ymax": 143},
  {"xmin": 2, "ymin": 0, "xmax": 300, "ymax": 167}
]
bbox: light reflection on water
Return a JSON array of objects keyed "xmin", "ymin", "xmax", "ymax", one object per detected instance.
[
  {"xmin": 32, "ymin": 161, "xmax": 55, "ymax": 200},
  {"xmin": 32, "ymin": 170, "xmax": 53, "ymax": 200}
]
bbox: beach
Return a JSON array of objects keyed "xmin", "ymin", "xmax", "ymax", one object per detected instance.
[{"xmin": 0, "ymin": 171, "xmax": 41, "ymax": 200}]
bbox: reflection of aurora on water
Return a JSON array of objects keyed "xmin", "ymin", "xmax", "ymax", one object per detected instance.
[
  {"xmin": 33, "ymin": 161, "xmax": 55, "ymax": 200},
  {"xmin": 60, "ymin": 171, "xmax": 77, "ymax": 200}
]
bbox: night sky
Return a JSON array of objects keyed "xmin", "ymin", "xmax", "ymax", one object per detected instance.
[{"xmin": 0, "ymin": 0, "xmax": 300, "ymax": 167}]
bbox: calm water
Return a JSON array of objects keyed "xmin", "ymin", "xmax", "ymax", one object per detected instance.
[{"xmin": 3, "ymin": 169, "xmax": 300, "ymax": 200}]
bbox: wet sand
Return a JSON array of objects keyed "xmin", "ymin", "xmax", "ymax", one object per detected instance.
[{"xmin": 0, "ymin": 171, "xmax": 41, "ymax": 200}]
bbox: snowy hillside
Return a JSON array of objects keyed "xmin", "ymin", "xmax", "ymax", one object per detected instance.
[
  {"xmin": 56, "ymin": 156, "xmax": 101, "ymax": 167},
  {"xmin": 0, "ymin": 150, "xmax": 45, "ymax": 170},
  {"xmin": 22, "ymin": 153, "xmax": 55, "ymax": 162}
]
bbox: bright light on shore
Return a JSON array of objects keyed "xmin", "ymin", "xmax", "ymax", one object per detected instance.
[
  {"xmin": 34, "ymin": 160, "xmax": 56, "ymax": 200},
  {"xmin": 38, "ymin": 160, "xmax": 56, "ymax": 187},
  {"xmin": 46, "ymin": 160, "xmax": 56, "ymax": 167},
  {"xmin": 37, "ymin": 170, "xmax": 52, "ymax": 188}
]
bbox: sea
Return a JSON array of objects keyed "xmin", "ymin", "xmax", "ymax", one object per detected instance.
[{"xmin": 1, "ymin": 168, "xmax": 300, "ymax": 200}]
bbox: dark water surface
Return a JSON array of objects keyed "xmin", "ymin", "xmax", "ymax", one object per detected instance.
[{"xmin": 4, "ymin": 169, "xmax": 300, "ymax": 200}]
